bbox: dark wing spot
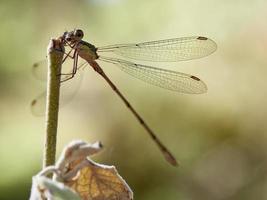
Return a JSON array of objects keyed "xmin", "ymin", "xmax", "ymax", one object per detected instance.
[
  {"xmin": 33, "ymin": 63, "xmax": 38, "ymax": 68},
  {"xmin": 191, "ymin": 76, "xmax": 201, "ymax": 81},
  {"xmin": 98, "ymin": 142, "xmax": 103, "ymax": 148},
  {"xmin": 197, "ymin": 36, "xmax": 208, "ymax": 40},
  {"xmin": 31, "ymin": 99, "xmax": 37, "ymax": 106}
]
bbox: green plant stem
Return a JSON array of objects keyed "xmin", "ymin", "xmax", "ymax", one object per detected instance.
[{"xmin": 43, "ymin": 38, "xmax": 64, "ymax": 169}]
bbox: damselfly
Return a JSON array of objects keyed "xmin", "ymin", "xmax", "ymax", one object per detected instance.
[{"xmin": 32, "ymin": 29, "xmax": 217, "ymax": 166}]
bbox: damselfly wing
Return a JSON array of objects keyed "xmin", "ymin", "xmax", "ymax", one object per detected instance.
[{"xmin": 31, "ymin": 58, "xmax": 86, "ymax": 116}]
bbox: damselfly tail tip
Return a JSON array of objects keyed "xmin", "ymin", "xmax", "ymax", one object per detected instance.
[{"xmin": 163, "ymin": 151, "xmax": 179, "ymax": 167}]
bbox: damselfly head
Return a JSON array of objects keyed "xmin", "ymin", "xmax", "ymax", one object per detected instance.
[{"xmin": 64, "ymin": 29, "xmax": 84, "ymax": 45}]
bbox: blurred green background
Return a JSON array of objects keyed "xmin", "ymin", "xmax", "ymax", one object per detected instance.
[{"xmin": 1, "ymin": 0, "xmax": 267, "ymax": 199}]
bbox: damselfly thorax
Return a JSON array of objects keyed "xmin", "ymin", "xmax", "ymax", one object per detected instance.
[{"xmin": 75, "ymin": 40, "xmax": 99, "ymax": 61}]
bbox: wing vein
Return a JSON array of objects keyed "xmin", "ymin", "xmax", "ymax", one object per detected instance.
[
  {"xmin": 98, "ymin": 36, "xmax": 217, "ymax": 62},
  {"xmin": 99, "ymin": 56, "xmax": 207, "ymax": 94}
]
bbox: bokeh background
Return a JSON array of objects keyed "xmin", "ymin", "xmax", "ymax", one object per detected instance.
[{"xmin": 1, "ymin": 0, "xmax": 267, "ymax": 199}]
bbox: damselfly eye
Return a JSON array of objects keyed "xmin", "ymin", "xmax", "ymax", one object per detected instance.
[{"xmin": 75, "ymin": 29, "xmax": 84, "ymax": 38}]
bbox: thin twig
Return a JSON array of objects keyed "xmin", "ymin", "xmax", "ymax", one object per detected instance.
[{"xmin": 43, "ymin": 38, "xmax": 65, "ymax": 169}]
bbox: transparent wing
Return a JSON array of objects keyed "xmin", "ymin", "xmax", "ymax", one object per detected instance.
[
  {"xmin": 99, "ymin": 56, "xmax": 207, "ymax": 94},
  {"xmin": 32, "ymin": 58, "xmax": 83, "ymax": 81},
  {"xmin": 31, "ymin": 91, "xmax": 47, "ymax": 116},
  {"xmin": 97, "ymin": 36, "xmax": 217, "ymax": 62},
  {"xmin": 32, "ymin": 60, "xmax": 48, "ymax": 81},
  {"xmin": 31, "ymin": 61, "xmax": 87, "ymax": 116}
]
